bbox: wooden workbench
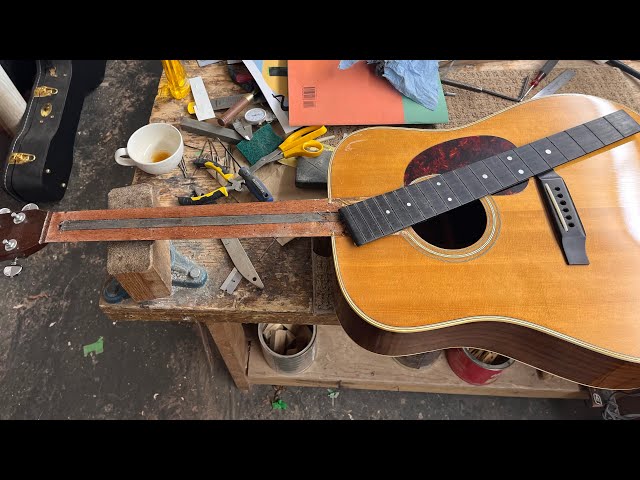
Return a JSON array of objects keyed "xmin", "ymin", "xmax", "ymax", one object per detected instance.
[{"xmin": 100, "ymin": 60, "xmax": 639, "ymax": 397}]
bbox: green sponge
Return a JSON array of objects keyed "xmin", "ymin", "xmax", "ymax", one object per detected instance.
[{"xmin": 237, "ymin": 124, "xmax": 283, "ymax": 166}]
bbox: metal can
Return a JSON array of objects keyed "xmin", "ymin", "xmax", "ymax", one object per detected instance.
[
  {"xmin": 446, "ymin": 347, "xmax": 514, "ymax": 385},
  {"xmin": 258, "ymin": 323, "xmax": 317, "ymax": 375}
]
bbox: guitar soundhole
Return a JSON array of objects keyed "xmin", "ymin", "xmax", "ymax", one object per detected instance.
[
  {"xmin": 405, "ymin": 135, "xmax": 523, "ymax": 251},
  {"xmin": 412, "ymin": 201, "xmax": 487, "ymax": 249}
]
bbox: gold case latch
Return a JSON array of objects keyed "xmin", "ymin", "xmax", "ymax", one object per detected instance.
[
  {"xmin": 33, "ymin": 86, "xmax": 58, "ymax": 97},
  {"xmin": 8, "ymin": 153, "xmax": 36, "ymax": 164}
]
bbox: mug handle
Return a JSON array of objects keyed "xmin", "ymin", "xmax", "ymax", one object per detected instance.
[{"xmin": 115, "ymin": 148, "xmax": 135, "ymax": 166}]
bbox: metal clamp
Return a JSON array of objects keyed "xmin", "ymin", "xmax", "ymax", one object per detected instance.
[{"xmin": 102, "ymin": 242, "xmax": 208, "ymax": 303}]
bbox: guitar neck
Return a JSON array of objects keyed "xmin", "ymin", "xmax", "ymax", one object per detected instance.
[{"xmin": 42, "ymin": 198, "xmax": 346, "ymax": 243}]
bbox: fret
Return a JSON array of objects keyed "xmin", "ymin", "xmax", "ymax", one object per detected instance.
[
  {"xmin": 352, "ymin": 202, "xmax": 380, "ymax": 241},
  {"xmin": 547, "ymin": 131, "xmax": 585, "ymax": 161},
  {"xmin": 405, "ymin": 183, "xmax": 436, "ymax": 219},
  {"xmin": 496, "ymin": 150, "xmax": 533, "ymax": 180},
  {"xmin": 584, "ymin": 117, "xmax": 623, "ymax": 145},
  {"xmin": 441, "ymin": 170, "xmax": 474, "ymax": 204},
  {"xmin": 566, "ymin": 125, "xmax": 603, "ymax": 153},
  {"xmin": 339, "ymin": 206, "xmax": 369, "ymax": 246},
  {"xmin": 361, "ymin": 197, "xmax": 393, "ymax": 236},
  {"xmin": 454, "ymin": 165, "xmax": 489, "ymax": 198},
  {"xmin": 382, "ymin": 190, "xmax": 417, "ymax": 227},
  {"xmin": 605, "ymin": 110, "xmax": 640, "ymax": 137},
  {"xmin": 530, "ymin": 138, "xmax": 567, "ymax": 168},
  {"xmin": 430, "ymin": 175, "xmax": 462, "ymax": 208},
  {"xmin": 372, "ymin": 195, "xmax": 405, "ymax": 232},
  {"xmin": 513, "ymin": 144, "xmax": 551, "ymax": 175},
  {"xmin": 416, "ymin": 179, "xmax": 448, "ymax": 214},
  {"xmin": 468, "ymin": 160, "xmax": 503, "ymax": 193},
  {"xmin": 482, "ymin": 155, "xmax": 518, "ymax": 187},
  {"xmin": 394, "ymin": 188, "xmax": 428, "ymax": 223}
]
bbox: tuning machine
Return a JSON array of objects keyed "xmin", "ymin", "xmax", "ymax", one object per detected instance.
[
  {"xmin": 3, "ymin": 259, "xmax": 22, "ymax": 278},
  {"xmin": 0, "ymin": 204, "xmax": 39, "ymax": 223},
  {"xmin": 1, "ymin": 204, "xmax": 38, "ymax": 278}
]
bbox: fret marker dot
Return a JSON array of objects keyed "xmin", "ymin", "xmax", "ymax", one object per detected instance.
[
  {"xmin": 482, "ymin": 174, "xmax": 488, "ymax": 179},
  {"xmin": 545, "ymin": 149, "xmax": 552, "ymax": 154},
  {"xmin": 385, "ymin": 210, "xmax": 390, "ymax": 214},
  {"xmin": 507, "ymin": 156, "xmax": 513, "ymax": 161},
  {"xmin": 518, "ymin": 169, "xmax": 524, "ymax": 174},
  {"xmin": 436, "ymin": 182, "xmax": 441, "ymax": 186},
  {"xmin": 447, "ymin": 197, "xmax": 452, "ymax": 202},
  {"xmin": 406, "ymin": 203, "xmax": 411, "ymax": 207}
]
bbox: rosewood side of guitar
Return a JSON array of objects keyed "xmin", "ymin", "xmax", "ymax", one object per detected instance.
[
  {"xmin": 329, "ymin": 94, "xmax": 640, "ymax": 389},
  {"xmin": 332, "ymin": 274, "xmax": 640, "ymax": 390}
]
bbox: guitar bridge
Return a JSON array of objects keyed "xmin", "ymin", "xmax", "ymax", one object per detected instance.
[{"xmin": 537, "ymin": 170, "xmax": 589, "ymax": 265}]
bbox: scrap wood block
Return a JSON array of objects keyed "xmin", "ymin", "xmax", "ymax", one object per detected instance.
[
  {"xmin": 289, "ymin": 324, "xmax": 312, "ymax": 344},
  {"xmin": 263, "ymin": 323, "xmax": 311, "ymax": 355},
  {"xmin": 273, "ymin": 330, "xmax": 287, "ymax": 355},
  {"xmin": 285, "ymin": 330, "xmax": 295, "ymax": 348},
  {"xmin": 287, "ymin": 324, "xmax": 303, "ymax": 336},
  {"xmin": 263, "ymin": 323, "xmax": 283, "ymax": 341},
  {"xmin": 269, "ymin": 333, "xmax": 276, "ymax": 351},
  {"xmin": 106, "ymin": 184, "xmax": 171, "ymax": 302}
]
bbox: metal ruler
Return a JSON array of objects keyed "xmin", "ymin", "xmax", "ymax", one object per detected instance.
[{"xmin": 530, "ymin": 70, "xmax": 576, "ymax": 100}]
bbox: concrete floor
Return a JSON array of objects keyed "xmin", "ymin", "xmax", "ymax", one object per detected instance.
[{"xmin": 0, "ymin": 60, "xmax": 602, "ymax": 419}]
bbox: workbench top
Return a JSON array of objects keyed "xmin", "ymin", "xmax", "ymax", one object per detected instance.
[
  {"xmin": 100, "ymin": 60, "xmax": 335, "ymax": 325},
  {"xmin": 100, "ymin": 59, "xmax": 640, "ymax": 324}
]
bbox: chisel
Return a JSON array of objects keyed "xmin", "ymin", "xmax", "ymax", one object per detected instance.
[
  {"xmin": 440, "ymin": 78, "xmax": 520, "ymax": 102},
  {"xmin": 595, "ymin": 60, "xmax": 640, "ymax": 81}
]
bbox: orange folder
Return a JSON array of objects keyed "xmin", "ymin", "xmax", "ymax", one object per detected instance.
[{"xmin": 288, "ymin": 60, "xmax": 448, "ymax": 126}]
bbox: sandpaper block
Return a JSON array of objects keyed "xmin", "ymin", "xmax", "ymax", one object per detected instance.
[
  {"xmin": 236, "ymin": 123, "xmax": 283, "ymax": 165},
  {"xmin": 295, "ymin": 149, "xmax": 332, "ymax": 189}
]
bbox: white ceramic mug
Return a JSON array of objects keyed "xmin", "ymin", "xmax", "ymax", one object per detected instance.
[{"xmin": 115, "ymin": 123, "xmax": 184, "ymax": 175}]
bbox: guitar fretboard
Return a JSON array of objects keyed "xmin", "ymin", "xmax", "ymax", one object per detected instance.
[{"xmin": 339, "ymin": 110, "xmax": 640, "ymax": 246}]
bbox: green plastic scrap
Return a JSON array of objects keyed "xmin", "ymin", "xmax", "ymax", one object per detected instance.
[
  {"xmin": 83, "ymin": 337, "xmax": 104, "ymax": 357},
  {"xmin": 327, "ymin": 389, "xmax": 340, "ymax": 399},
  {"xmin": 271, "ymin": 399, "xmax": 288, "ymax": 410}
]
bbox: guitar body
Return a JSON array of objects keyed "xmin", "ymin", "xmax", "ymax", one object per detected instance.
[{"xmin": 329, "ymin": 94, "xmax": 640, "ymax": 389}]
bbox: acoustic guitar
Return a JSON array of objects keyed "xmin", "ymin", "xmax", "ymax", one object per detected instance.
[{"xmin": 2, "ymin": 94, "xmax": 640, "ymax": 389}]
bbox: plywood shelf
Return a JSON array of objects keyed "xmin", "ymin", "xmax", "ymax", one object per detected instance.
[{"xmin": 248, "ymin": 325, "xmax": 586, "ymax": 399}]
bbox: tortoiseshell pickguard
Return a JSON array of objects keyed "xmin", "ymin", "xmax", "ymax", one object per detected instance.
[{"xmin": 404, "ymin": 135, "xmax": 527, "ymax": 195}]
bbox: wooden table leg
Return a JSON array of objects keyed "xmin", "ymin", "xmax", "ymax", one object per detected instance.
[{"xmin": 206, "ymin": 322, "xmax": 250, "ymax": 391}]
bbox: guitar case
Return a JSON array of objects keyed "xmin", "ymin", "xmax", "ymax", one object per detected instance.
[{"xmin": 1, "ymin": 60, "xmax": 106, "ymax": 202}]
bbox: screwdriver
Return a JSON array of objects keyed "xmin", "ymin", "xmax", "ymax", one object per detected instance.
[
  {"xmin": 520, "ymin": 60, "xmax": 559, "ymax": 101},
  {"xmin": 440, "ymin": 78, "xmax": 520, "ymax": 102}
]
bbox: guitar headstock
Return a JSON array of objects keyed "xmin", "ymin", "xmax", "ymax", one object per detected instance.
[{"xmin": 0, "ymin": 204, "xmax": 49, "ymax": 267}]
